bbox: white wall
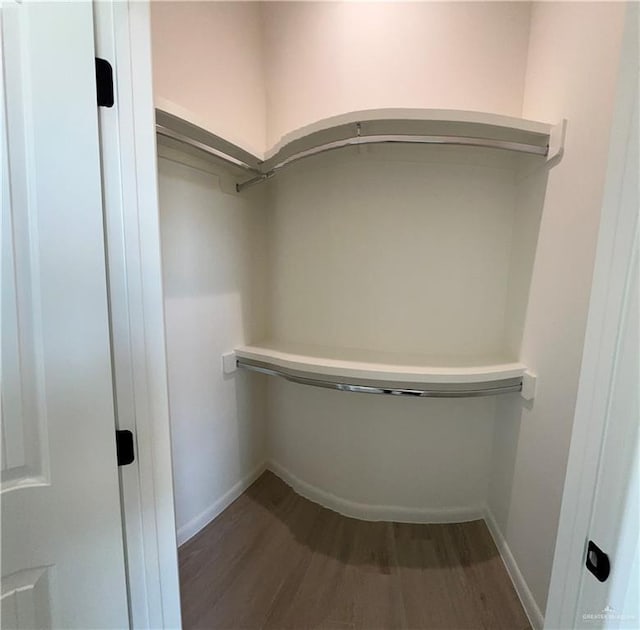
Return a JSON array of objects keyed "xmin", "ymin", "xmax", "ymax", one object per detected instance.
[
  {"xmin": 268, "ymin": 145, "xmax": 521, "ymax": 359},
  {"xmin": 158, "ymin": 145, "xmax": 269, "ymax": 543},
  {"xmin": 264, "ymin": 144, "xmax": 534, "ymax": 515},
  {"xmin": 151, "ymin": 1, "xmax": 266, "ymax": 155},
  {"xmin": 487, "ymin": 1, "xmax": 626, "ymax": 620},
  {"xmin": 152, "ymin": 2, "xmax": 532, "ymax": 152},
  {"xmin": 268, "ymin": 379, "xmax": 496, "ymax": 519},
  {"xmin": 262, "ymin": 1, "xmax": 532, "ymax": 146}
]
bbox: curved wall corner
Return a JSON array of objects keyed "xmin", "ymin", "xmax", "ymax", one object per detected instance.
[
  {"xmin": 266, "ymin": 379, "xmax": 496, "ymax": 522},
  {"xmin": 260, "ymin": 134, "xmax": 543, "ymax": 525}
]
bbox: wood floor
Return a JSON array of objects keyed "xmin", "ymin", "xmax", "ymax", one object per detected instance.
[{"xmin": 179, "ymin": 471, "xmax": 531, "ymax": 630}]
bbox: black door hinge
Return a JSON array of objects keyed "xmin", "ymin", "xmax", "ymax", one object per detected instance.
[
  {"xmin": 116, "ymin": 430, "xmax": 135, "ymax": 466},
  {"xmin": 586, "ymin": 540, "xmax": 610, "ymax": 582},
  {"xmin": 95, "ymin": 58, "xmax": 114, "ymax": 108}
]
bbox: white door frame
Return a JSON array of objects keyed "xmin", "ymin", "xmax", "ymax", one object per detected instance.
[
  {"xmin": 93, "ymin": 2, "xmax": 181, "ymax": 628},
  {"xmin": 544, "ymin": 4, "xmax": 639, "ymax": 628}
]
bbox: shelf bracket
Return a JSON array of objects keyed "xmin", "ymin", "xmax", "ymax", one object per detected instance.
[
  {"xmin": 521, "ymin": 370, "xmax": 537, "ymax": 401},
  {"xmin": 236, "ymin": 170, "xmax": 275, "ymax": 193},
  {"xmin": 547, "ymin": 119, "xmax": 567, "ymax": 163}
]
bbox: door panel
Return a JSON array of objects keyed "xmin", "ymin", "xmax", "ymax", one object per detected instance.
[
  {"xmin": 1, "ymin": 0, "xmax": 49, "ymax": 492},
  {"xmin": 1, "ymin": 568, "xmax": 52, "ymax": 629},
  {"xmin": 1, "ymin": 2, "xmax": 130, "ymax": 628}
]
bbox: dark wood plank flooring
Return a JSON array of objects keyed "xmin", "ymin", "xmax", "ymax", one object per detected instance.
[{"xmin": 179, "ymin": 471, "xmax": 531, "ymax": 630}]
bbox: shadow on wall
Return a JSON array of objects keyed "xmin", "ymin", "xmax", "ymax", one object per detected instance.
[
  {"xmin": 232, "ymin": 369, "xmax": 268, "ymax": 477},
  {"xmin": 157, "ymin": 148, "xmax": 269, "ymax": 532},
  {"xmin": 243, "ymin": 470, "xmax": 501, "ymax": 569},
  {"xmin": 505, "ymin": 156, "xmax": 551, "ymax": 356},
  {"xmin": 488, "ymin": 394, "xmax": 527, "ymax": 531},
  {"xmin": 158, "ymin": 149, "xmax": 268, "ymax": 344}
]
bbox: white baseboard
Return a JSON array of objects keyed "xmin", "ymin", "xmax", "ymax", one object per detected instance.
[
  {"xmin": 484, "ymin": 508, "xmax": 544, "ymax": 630},
  {"xmin": 177, "ymin": 462, "xmax": 266, "ymax": 546},
  {"xmin": 267, "ymin": 459, "xmax": 485, "ymax": 524}
]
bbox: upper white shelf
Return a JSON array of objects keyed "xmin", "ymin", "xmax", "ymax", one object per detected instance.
[
  {"xmin": 269, "ymin": 108, "xmax": 553, "ymax": 158},
  {"xmin": 156, "ymin": 104, "xmax": 563, "ymax": 192},
  {"xmin": 234, "ymin": 341, "xmax": 533, "ymax": 399},
  {"xmin": 263, "ymin": 108, "xmax": 553, "ymax": 169}
]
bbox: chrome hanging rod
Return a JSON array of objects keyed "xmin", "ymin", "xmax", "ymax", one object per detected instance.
[
  {"xmin": 235, "ymin": 133, "xmax": 549, "ymax": 192},
  {"xmin": 233, "ymin": 171, "xmax": 275, "ymax": 191},
  {"xmin": 156, "ymin": 124, "xmax": 261, "ymax": 173},
  {"xmin": 155, "ymin": 116, "xmax": 549, "ymax": 193},
  {"xmin": 237, "ymin": 359, "xmax": 523, "ymax": 398},
  {"xmin": 273, "ymin": 133, "xmax": 548, "ymax": 168}
]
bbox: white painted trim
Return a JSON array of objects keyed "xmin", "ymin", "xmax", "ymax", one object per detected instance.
[
  {"xmin": 267, "ymin": 460, "xmax": 485, "ymax": 524},
  {"xmin": 484, "ymin": 509, "xmax": 544, "ymax": 630},
  {"xmin": 177, "ymin": 463, "xmax": 267, "ymax": 547},
  {"xmin": 484, "ymin": 508, "xmax": 544, "ymax": 630},
  {"xmin": 94, "ymin": 2, "xmax": 182, "ymax": 628}
]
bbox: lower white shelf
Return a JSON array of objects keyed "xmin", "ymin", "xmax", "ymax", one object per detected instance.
[{"xmin": 233, "ymin": 342, "xmax": 535, "ymax": 399}]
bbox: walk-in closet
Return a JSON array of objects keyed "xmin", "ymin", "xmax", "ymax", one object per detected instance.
[
  {"xmin": 148, "ymin": 2, "xmax": 629, "ymax": 628},
  {"xmin": 2, "ymin": 1, "xmax": 636, "ymax": 628}
]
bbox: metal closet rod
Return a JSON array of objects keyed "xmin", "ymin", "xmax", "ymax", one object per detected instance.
[
  {"xmin": 237, "ymin": 360, "xmax": 523, "ymax": 398},
  {"xmin": 155, "ymin": 123, "xmax": 549, "ymax": 193},
  {"xmin": 156, "ymin": 124, "xmax": 261, "ymax": 172},
  {"xmin": 238, "ymin": 132, "xmax": 548, "ymax": 192}
]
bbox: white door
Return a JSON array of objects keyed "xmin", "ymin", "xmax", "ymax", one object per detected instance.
[{"xmin": 1, "ymin": 2, "xmax": 130, "ymax": 628}]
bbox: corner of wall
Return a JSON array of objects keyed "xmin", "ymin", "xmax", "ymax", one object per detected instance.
[
  {"xmin": 176, "ymin": 461, "xmax": 267, "ymax": 546},
  {"xmin": 488, "ymin": 0, "xmax": 627, "ymax": 618},
  {"xmin": 484, "ymin": 507, "xmax": 545, "ymax": 630}
]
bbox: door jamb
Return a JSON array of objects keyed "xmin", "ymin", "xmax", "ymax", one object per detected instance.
[{"xmin": 93, "ymin": 2, "xmax": 181, "ymax": 628}]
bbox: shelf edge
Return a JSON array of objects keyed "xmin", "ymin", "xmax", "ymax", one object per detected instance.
[{"xmin": 234, "ymin": 344, "xmax": 527, "ymax": 387}]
